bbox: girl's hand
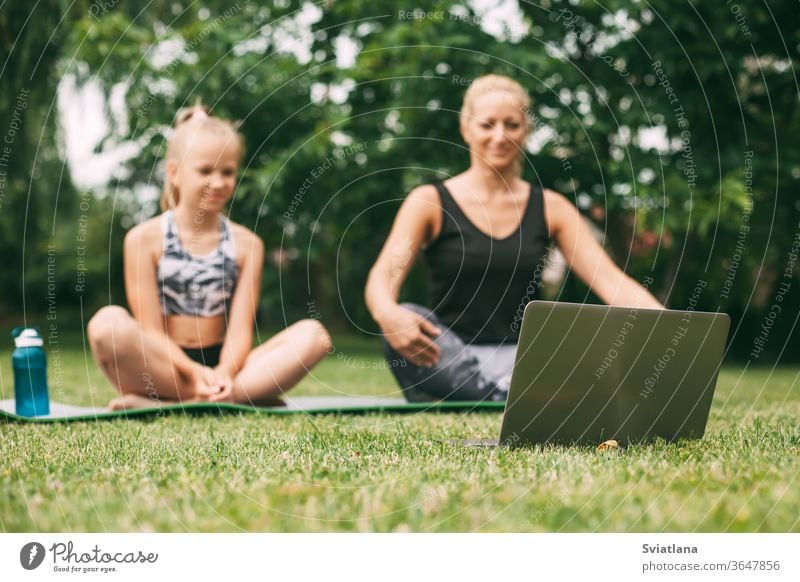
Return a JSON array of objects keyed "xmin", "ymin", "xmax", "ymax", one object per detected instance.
[
  {"xmin": 208, "ymin": 368, "xmax": 235, "ymax": 403},
  {"xmin": 186, "ymin": 364, "xmax": 228, "ymax": 402},
  {"xmin": 379, "ymin": 304, "xmax": 442, "ymax": 367}
]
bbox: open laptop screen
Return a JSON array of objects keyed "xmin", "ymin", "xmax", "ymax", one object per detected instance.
[{"xmin": 500, "ymin": 301, "xmax": 730, "ymax": 446}]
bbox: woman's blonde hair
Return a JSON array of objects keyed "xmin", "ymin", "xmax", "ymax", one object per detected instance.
[
  {"xmin": 160, "ymin": 103, "xmax": 245, "ymax": 212},
  {"xmin": 459, "ymin": 74, "xmax": 533, "ymax": 175},
  {"xmin": 459, "ymin": 74, "xmax": 533, "ymax": 129}
]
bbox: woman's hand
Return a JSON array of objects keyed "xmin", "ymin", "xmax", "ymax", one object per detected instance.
[{"xmin": 379, "ymin": 304, "xmax": 442, "ymax": 367}]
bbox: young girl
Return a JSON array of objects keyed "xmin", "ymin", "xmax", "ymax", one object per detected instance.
[{"xmin": 88, "ymin": 105, "xmax": 331, "ymax": 409}]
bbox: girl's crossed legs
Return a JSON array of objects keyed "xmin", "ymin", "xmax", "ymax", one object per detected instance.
[{"xmin": 87, "ymin": 306, "xmax": 331, "ymax": 409}]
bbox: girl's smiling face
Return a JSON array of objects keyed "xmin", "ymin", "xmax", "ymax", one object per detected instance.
[
  {"xmin": 167, "ymin": 133, "xmax": 240, "ymax": 212},
  {"xmin": 460, "ymin": 90, "xmax": 530, "ymax": 171}
]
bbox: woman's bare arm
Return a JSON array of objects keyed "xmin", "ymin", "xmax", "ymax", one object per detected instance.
[
  {"xmin": 365, "ymin": 185, "xmax": 444, "ymax": 366},
  {"xmin": 365, "ymin": 185, "xmax": 438, "ymax": 324},
  {"xmin": 544, "ymin": 190, "xmax": 664, "ymax": 309}
]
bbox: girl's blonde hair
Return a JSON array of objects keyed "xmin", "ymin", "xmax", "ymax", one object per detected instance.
[
  {"xmin": 160, "ymin": 103, "xmax": 245, "ymax": 212},
  {"xmin": 459, "ymin": 74, "xmax": 533, "ymax": 175}
]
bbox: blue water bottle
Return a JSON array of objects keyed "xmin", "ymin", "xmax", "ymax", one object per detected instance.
[{"xmin": 12, "ymin": 327, "xmax": 49, "ymax": 417}]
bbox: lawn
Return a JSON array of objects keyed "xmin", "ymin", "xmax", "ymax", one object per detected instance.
[{"xmin": 1, "ymin": 332, "xmax": 798, "ymax": 532}]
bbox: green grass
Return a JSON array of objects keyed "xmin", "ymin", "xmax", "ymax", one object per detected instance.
[{"xmin": 1, "ymin": 333, "xmax": 798, "ymax": 532}]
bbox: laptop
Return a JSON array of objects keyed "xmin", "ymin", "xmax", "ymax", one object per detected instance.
[{"xmin": 475, "ymin": 301, "xmax": 730, "ymax": 447}]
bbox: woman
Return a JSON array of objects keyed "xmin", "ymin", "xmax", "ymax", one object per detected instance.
[
  {"xmin": 87, "ymin": 105, "xmax": 331, "ymax": 410},
  {"xmin": 365, "ymin": 75, "xmax": 663, "ymax": 402}
]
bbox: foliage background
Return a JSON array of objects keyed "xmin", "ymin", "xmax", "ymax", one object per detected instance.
[{"xmin": 1, "ymin": 0, "xmax": 798, "ymax": 362}]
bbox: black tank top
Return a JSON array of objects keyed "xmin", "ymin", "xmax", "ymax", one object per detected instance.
[{"xmin": 424, "ymin": 181, "xmax": 550, "ymax": 344}]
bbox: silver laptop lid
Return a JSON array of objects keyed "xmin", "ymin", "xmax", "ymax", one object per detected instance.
[{"xmin": 499, "ymin": 301, "xmax": 730, "ymax": 446}]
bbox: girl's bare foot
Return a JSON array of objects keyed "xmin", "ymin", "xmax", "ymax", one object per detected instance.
[
  {"xmin": 108, "ymin": 393, "xmax": 166, "ymax": 411},
  {"xmin": 107, "ymin": 393, "xmax": 286, "ymax": 411}
]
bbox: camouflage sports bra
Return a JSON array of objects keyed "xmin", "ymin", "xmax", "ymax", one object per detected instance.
[{"xmin": 156, "ymin": 210, "xmax": 239, "ymax": 316}]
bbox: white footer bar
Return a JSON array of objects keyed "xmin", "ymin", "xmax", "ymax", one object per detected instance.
[{"xmin": 1, "ymin": 533, "xmax": 797, "ymax": 581}]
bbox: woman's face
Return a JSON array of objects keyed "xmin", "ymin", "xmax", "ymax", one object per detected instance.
[
  {"xmin": 461, "ymin": 90, "xmax": 529, "ymax": 171},
  {"xmin": 168, "ymin": 133, "xmax": 240, "ymax": 212}
]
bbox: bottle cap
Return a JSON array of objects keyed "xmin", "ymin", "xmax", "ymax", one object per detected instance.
[{"xmin": 13, "ymin": 328, "xmax": 44, "ymax": 348}]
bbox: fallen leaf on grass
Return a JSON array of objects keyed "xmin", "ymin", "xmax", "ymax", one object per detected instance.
[{"xmin": 596, "ymin": 440, "xmax": 619, "ymax": 452}]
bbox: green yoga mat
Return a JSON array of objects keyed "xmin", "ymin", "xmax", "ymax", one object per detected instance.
[{"xmin": 0, "ymin": 396, "xmax": 505, "ymax": 423}]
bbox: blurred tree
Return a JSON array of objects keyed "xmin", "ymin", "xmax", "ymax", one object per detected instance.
[
  {"xmin": 517, "ymin": 0, "xmax": 800, "ymax": 359},
  {"xmin": 0, "ymin": 0, "xmax": 87, "ymax": 324}
]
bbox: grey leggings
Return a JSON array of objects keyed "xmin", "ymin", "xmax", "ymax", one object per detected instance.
[{"xmin": 382, "ymin": 303, "xmax": 517, "ymax": 402}]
